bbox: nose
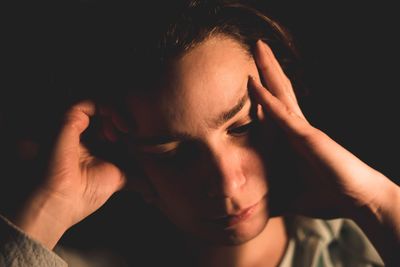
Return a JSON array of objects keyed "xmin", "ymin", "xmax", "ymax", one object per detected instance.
[{"xmin": 205, "ymin": 146, "xmax": 247, "ymax": 198}]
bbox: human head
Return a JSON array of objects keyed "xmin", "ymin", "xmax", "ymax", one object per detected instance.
[{"xmin": 94, "ymin": 0, "xmax": 301, "ymax": 245}]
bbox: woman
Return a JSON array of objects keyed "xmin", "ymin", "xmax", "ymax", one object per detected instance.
[{"xmin": 1, "ymin": 1, "xmax": 399, "ymax": 266}]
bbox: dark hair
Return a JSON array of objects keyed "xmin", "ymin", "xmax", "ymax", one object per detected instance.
[
  {"xmin": 76, "ymin": 0, "xmax": 307, "ymax": 185},
  {"xmin": 76, "ymin": 0, "xmax": 304, "ymax": 103}
]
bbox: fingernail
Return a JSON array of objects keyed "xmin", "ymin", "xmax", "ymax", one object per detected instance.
[
  {"xmin": 256, "ymin": 39, "xmax": 265, "ymax": 50},
  {"xmin": 248, "ymin": 75, "xmax": 260, "ymax": 87},
  {"xmin": 248, "ymin": 75, "xmax": 260, "ymax": 88},
  {"xmin": 248, "ymin": 76, "xmax": 259, "ymax": 99},
  {"xmin": 248, "ymin": 75, "xmax": 256, "ymax": 88},
  {"xmin": 257, "ymin": 39, "xmax": 271, "ymax": 54},
  {"xmin": 255, "ymin": 40, "xmax": 262, "ymax": 54}
]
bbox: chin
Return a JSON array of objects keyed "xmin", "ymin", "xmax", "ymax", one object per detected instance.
[
  {"xmin": 193, "ymin": 207, "xmax": 270, "ymax": 246},
  {"xmin": 218, "ymin": 214, "xmax": 269, "ymax": 245}
]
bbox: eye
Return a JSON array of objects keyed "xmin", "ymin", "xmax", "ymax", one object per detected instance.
[
  {"xmin": 145, "ymin": 149, "xmax": 178, "ymax": 160},
  {"xmin": 228, "ymin": 121, "xmax": 255, "ymax": 136},
  {"xmin": 138, "ymin": 147, "xmax": 179, "ymax": 162},
  {"xmin": 141, "ymin": 142, "xmax": 196, "ymax": 163}
]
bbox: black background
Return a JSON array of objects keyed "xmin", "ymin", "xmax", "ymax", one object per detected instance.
[{"xmin": 1, "ymin": 0, "xmax": 399, "ymax": 262}]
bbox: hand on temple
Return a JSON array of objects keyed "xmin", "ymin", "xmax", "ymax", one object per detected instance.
[
  {"xmin": 250, "ymin": 40, "xmax": 400, "ymax": 266},
  {"xmin": 11, "ymin": 101, "xmax": 127, "ymax": 249}
]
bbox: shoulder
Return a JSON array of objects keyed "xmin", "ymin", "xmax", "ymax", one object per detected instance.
[{"xmin": 281, "ymin": 216, "xmax": 384, "ymax": 267}]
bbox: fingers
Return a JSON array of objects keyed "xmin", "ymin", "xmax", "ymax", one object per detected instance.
[
  {"xmin": 249, "ymin": 76, "xmax": 312, "ymax": 137},
  {"xmin": 99, "ymin": 105, "xmax": 118, "ymax": 142},
  {"xmin": 51, "ymin": 100, "xmax": 96, "ymax": 161},
  {"xmin": 60, "ymin": 100, "xmax": 96, "ymax": 144},
  {"xmin": 254, "ymin": 40, "xmax": 304, "ymax": 118},
  {"xmin": 98, "ymin": 104, "xmax": 129, "ymax": 143},
  {"xmin": 64, "ymin": 100, "xmax": 96, "ymax": 134}
]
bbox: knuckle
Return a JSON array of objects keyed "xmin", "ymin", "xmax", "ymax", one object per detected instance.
[{"xmin": 286, "ymin": 109, "xmax": 298, "ymax": 118}]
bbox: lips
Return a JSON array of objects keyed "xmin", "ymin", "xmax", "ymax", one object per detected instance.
[{"xmin": 209, "ymin": 201, "xmax": 260, "ymax": 228}]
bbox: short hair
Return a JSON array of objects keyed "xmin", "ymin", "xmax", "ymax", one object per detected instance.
[
  {"xmin": 75, "ymin": 0, "xmax": 304, "ymax": 102},
  {"xmin": 74, "ymin": 0, "xmax": 307, "ymax": 177}
]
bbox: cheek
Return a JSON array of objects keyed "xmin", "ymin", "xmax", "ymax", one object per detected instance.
[
  {"xmin": 241, "ymin": 149, "xmax": 265, "ymax": 174},
  {"xmin": 239, "ymin": 146, "xmax": 270, "ymax": 189},
  {"xmin": 249, "ymin": 119, "xmax": 277, "ymax": 165},
  {"xmin": 241, "ymin": 126, "xmax": 277, "ymax": 191},
  {"xmin": 140, "ymin": 161, "xmax": 204, "ymax": 229},
  {"xmin": 140, "ymin": 160, "xmax": 197, "ymax": 201}
]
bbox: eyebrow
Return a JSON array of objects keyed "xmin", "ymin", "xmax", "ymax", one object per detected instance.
[
  {"xmin": 133, "ymin": 133, "xmax": 192, "ymax": 147},
  {"xmin": 211, "ymin": 93, "xmax": 249, "ymax": 128},
  {"xmin": 134, "ymin": 93, "xmax": 249, "ymax": 146}
]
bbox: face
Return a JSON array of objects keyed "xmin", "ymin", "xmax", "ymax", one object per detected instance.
[{"xmin": 123, "ymin": 35, "xmax": 273, "ymax": 245}]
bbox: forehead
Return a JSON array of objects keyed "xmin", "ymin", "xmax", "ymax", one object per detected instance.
[{"xmin": 126, "ymin": 36, "xmax": 257, "ymax": 137}]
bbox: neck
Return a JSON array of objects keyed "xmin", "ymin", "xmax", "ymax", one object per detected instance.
[{"xmin": 190, "ymin": 217, "xmax": 288, "ymax": 267}]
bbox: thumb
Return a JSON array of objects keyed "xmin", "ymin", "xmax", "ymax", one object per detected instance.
[{"xmin": 51, "ymin": 101, "xmax": 96, "ymax": 162}]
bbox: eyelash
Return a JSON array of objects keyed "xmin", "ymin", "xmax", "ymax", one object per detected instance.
[
  {"xmin": 143, "ymin": 121, "xmax": 256, "ymax": 161},
  {"xmin": 142, "ymin": 148, "xmax": 178, "ymax": 160},
  {"xmin": 228, "ymin": 121, "xmax": 255, "ymax": 136}
]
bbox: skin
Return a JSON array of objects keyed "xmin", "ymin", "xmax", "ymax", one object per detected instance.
[
  {"xmin": 10, "ymin": 36, "xmax": 400, "ymax": 266},
  {"xmin": 125, "ymin": 36, "xmax": 273, "ymax": 245},
  {"xmin": 123, "ymin": 35, "xmax": 287, "ymax": 266}
]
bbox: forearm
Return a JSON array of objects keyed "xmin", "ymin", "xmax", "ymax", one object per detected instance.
[{"xmin": 352, "ymin": 174, "xmax": 400, "ymax": 267}]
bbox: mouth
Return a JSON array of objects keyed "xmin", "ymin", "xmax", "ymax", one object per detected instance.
[{"xmin": 208, "ymin": 200, "xmax": 261, "ymax": 228}]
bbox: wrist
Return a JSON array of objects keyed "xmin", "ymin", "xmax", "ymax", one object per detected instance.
[
  {"xmin": 11, "ymin": 189, "xmax": 74, "ymax": 250},
  {"xmin": 351, "ymin": 173, "xmax": 400, "ymax": 266},
  {"xmin": 354, "ymin": 173, "xmax": 399, "ymax": 224}
]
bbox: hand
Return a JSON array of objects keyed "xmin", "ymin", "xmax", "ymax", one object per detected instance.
[
  {"xmin": 250, "ymin": 40, "xmax": 397, "ymax": 219},
  {"xmin": 250, "ymin": 40, "xmax": 400, "ymax": 265},
  {"xmin": 12, "ymin": 101, "xmax": 127, "ymax": 249}
]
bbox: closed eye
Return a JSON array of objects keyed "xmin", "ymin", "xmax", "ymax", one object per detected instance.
[
  {"xmin": 144, "ymin": 149, "xmax": 178, "ymax": 160},
  {"xmin": 140, "ymin": 142, "xmax": 195, "ymax": 162},
  {"xmin": 138, "ymin": 141, "xmax": 180, "ymax": 160},
  {"xmin": 228, "ymin": 121, "xmax": 255, "ymax": 136}
]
